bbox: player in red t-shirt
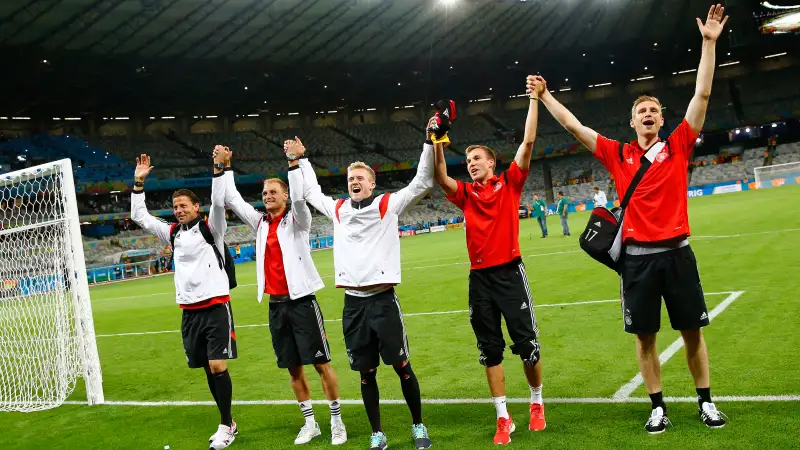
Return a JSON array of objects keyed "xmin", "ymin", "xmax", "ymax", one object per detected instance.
[
  {"xmin": 433, "ymin": 76, "xmax": 546, "ymax": 445},
  {"xmin": 538, "ymin": 4, "xmax": 729, "ymax": 434}
]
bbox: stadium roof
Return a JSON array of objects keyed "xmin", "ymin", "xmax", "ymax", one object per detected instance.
[{"xmin": 0, "ymin": 0, "xmax": 794, "ymax": 116}]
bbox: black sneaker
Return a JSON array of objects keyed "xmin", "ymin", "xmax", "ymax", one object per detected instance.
[
  {"xmin": 699, "ymin": 402, "xmax": 727, "ymax": 428},
  {"xmin": 645, "ymin": 406, "xmax": 670, "ymax": 434}
]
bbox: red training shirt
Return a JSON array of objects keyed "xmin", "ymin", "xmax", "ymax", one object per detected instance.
[
  {"xmin": 595, "ymin": 119, "xmax": 699, "ymax": 244},
  {"xmin": 446, "ymin": 161, "xmax": 529, "ymax": 270},
  {"xmin": 263, "ymin": 209, "xmax": 289, "ymax": 295}
]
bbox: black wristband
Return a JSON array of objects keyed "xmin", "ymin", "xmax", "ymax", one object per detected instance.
[{"xmin": 134, "ymin": 181, "xmax": 144, "ymax": 188}]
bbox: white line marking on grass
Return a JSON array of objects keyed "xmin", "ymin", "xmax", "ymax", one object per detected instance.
[
  {"xmin": 612, "ymin": 291, "xmax": 745, "ymax": 400},
  {"xmin": 93, "ymin": 299, "xmax": 618, "ymax": 338},
  {"xmin": 693, "ymin": 228, "xmax": 800, "ymax": 239},
  {"xmin": 63, "ymin": 394, "xmax": 800, "ymax": 407},
  {"xmin": 95, "ymin": 293, "xmax": 736, "ymax": 338}
]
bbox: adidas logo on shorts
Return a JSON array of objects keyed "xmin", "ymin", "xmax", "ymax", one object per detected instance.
[
  {"xmin": 315, "ymin": 350, "xmax": 324, "ymax": 358},
  {"xmin": 700, "ymin": 311, "xmax": 708, "ymax": 321},
  {"xmin": 520, "ymin": 302, "xmax": 528, "ymax": 310}
]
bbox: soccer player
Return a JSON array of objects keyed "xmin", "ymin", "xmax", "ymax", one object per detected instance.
[
  {"xmin": 555, "ymin": 191, "xmax": 570, "ymax": 236},
  {"xmin": 531, "ymin": 193, "xmax": 548, "ymax": 238},
  {"xmin": 287, "ymin": 116, "xmax": 440, "ymax": 449},
  {"xmin": 538, "ymin": 3, "xmax": 729, "ymax": 434},
  {"xmin": 593, "ymin": 186, "xmax": 608, "ymax": 209},
  {"xmin": 213, "ymin": 148, "xmax": 347, "ymax": 446},
  {"xmin": 431, "ymin": 76, "xmax": 546, "ymax": 445},
  {"xmin": 131, "ymin": 151, "xmax": 237, "ymax": 450}
]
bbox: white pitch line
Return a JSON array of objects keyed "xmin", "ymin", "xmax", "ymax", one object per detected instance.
[
  {"xmin": 95, "ymin": 293, "xmax": 736, "ymax": 338},
  {"xmin": 94, "ymin": 298, "xmax": 623, "ymax": 338},
  {"xmin": 612, "ymin": 291, "xmax": 745, "ymax": 400},
  {"xmin": 62, "ymin": 394, "xmax": 800, "ymax": 407},
  {"xmin": 692, "ymin": 228, "xmax": 800, "ymax": 239}
]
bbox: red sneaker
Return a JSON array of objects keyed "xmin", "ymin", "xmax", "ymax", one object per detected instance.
[
  {"xmin": 493, "ymin": 415, "xmax": 516, "ymax": 445},
  {"xmin": 529, "ymin": 403, "xmax": 546, "ymax": 431}
]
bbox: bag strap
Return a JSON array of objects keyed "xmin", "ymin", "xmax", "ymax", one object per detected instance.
[
  {"xmin": 619, "ymin": 142, "xmax": 655, "ymax": 210},
  {"xmin": 197, "ymin": 220, "xmax": 225, "ymax": 270}
]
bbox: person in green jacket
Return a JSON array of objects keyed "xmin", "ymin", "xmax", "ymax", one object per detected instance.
[
  {"xmin": 531, "ymin": 193, "xmax": 548, "ymax": 238},
  {"xmin": 556, "ymin": 191, "xmax": 570, "ymax": 236}
]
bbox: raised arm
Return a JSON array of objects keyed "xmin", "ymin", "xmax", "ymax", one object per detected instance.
[
  {"xmin": 539, "ymin": 78, "xmax": 599, "ymax": 153},
  {"xmin": 215, "ymin": 146, "xmax": 263, "ymax": 231},
  {"xmin": 288, "ymin": 138, "xmax": 337, "ymax": 219},
  {"xmin": 285, "ymin": 140, "xmax": 312, "ymax": 232},
  {"xmin": 515, "ymin": 75, "xmax": 543, "ymax": 170},
  {"xmin": 208, "ymin": 147, "xmax": 228, "ymax": 243},
  {"xmin": 388, "ymin": 140, "xmax": 434, "ymax": 215},
  {"xmin": 130, "ymin": 154, "xmax": 171, "ymax": 243},
  {"xmin": 686, "ymin": 4, "xmax": 728, "ymax": 133},
  {"xmin": 433, "ymin": 140, "xmax": 457, "ymax": 196}
]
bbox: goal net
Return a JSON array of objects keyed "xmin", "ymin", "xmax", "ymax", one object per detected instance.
[
  {"xmin": 0, "ymin": 159, "xmax": 103, "ymax": 412},
  {"xmin": 754, "ymin": 161, "xmax": 800, "ymax": 189}
]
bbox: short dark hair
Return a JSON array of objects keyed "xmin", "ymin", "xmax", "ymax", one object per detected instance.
[
  {"xmin": 465, "ymin": 145, "xmax": 498, "ymax": 166},
  {"xmin": 558, "ymin": 191, "xmax": 564, "ymax": 196},
  {"xmin": 172, "ymin": 189, "xmax": 201, "ymax": 205},
  {"xmin": 593, "ymin": 186, "xmax": 599, "ymax": 191}
]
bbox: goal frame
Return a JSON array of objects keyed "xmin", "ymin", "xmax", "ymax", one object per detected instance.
[
  {"xmin": 754, "ymin": 161, "xmax": 800, "ymax": 188},
  {"xmin": 0, "ymin": 159, "xmax": 104, "ymax": 409}
]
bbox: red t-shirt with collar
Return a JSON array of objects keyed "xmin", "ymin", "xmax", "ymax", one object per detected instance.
[
  {"xmin": 446, "ymin": 161, "xmax": 529, "ymax": 270},
  {"xmin": 263, "ymin": 209, "xmax": 289, "ymax": 295},
  {"xmin": 595, "ymin": 119, "xmax": 699, "ymax": 244}
]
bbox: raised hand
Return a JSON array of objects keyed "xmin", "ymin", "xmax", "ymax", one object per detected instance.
[
  {"xmin": 213, "ymin": 145, "xmax": 230, "ymax": 164},
  {"xmin": 697, "ymin": 3, "xmax": 728, "ymax": 41},
  {"xmin": 285, "ymin": 137, "xmax": 306, "ymax": 159},
  {"xmin": 526, "ymin": 75, "xmax": 546, "ymax": 99},
  {"xmin": 134, "ymin": 154, "xmax": 153, "ymax": 181}
]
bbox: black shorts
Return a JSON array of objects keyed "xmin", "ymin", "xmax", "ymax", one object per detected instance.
[
  {"xmin": 342, "ymin": 288, "xmax": 409, "ymax": 371},
  {"xmin": 469, "ymin": 258, "xmax": 541, "ymax": 367},
  {"xmin": 620, "ymin": 245, "xmax": 709, "ymax": 335},
  {"xmin": 181, "ymin": 302, "xmax": 238, "ymax": 369},
  {"xmin": 268, "ymin": 295, "xmax": 331, "ymax": 369}
]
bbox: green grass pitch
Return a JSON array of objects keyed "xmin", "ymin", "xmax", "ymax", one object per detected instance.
[{"xmin": 5, "ymin": 186, "xmax": 800, "ymax": 449}]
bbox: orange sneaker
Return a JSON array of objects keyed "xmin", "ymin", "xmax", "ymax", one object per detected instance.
[
  {"xmin": 493, "ymin": 415, "xmax": 516, "ymax": 445},
  {"xmin": 529, "ymin": 403, "xmax": 546, "ymax": 431}
]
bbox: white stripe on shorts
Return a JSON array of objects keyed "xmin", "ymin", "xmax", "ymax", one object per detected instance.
[
  {"xmin": 311, "ymin": 299, "xmax": 331, "ymax": 359},
  {"xmin": 518, "ymin": 262, "xmax": 539, "ymax": 336},
  {"xmin": 225, "ymin": 302, "xmax": 233, "ymax": 357},
  {"xmin": 392, "ymin": 293, "xmax": 411, "ymax": 359}
]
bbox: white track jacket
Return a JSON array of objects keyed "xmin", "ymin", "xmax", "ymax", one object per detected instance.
[
  {"xmin": 130, "ymin": 174, "xmax": 229, "ymax": 306},
  {"xmin": 222, "ymin": 169, "xmax": 324, "ymax": 302},
  {"xmin": 294, "ymin": 143, "xmax": 434, "ymax": 288}
]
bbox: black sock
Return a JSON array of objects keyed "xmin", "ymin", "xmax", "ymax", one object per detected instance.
[
  {"xmin": 649, "ymin": 391, "xmax": 666, "ymax": 413},
  {"xmin": 696, "ymin": 387, "xmax": 712, "ymax": 407},
  {"xmin": 360, "ymin": 370, "xmax": 382, "ymax": 433},
  {"xmin": 204, "ymin": 366, "xmax": 219, "ymax": 407},
  {"xmin": 213, "ymin": 369, "xmax": 233, "ymax": 427},
  {"xmin": 394, "ymin": 363, "xmax": 423, "ymax": 424}
]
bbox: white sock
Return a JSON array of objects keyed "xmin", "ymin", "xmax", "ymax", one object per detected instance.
[
  {"xmin": 329, "ymin": 399, "xmax": 342, "ymax": 424},
  {"xmin": 530, "ymin": 385, "xmax": 543, "ymax": 405},
  {"xmin": 299, "ymin": 400, "xmax": 315, "ymax": 426},
  {"xmin": 493, "ymin": 396, "xmax": 509, "ymax": 419}
]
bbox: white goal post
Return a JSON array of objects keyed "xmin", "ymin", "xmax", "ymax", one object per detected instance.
[
  {"xmin": 754, "ymin": 162, "xmax": 800, "ymax": 188},
  {"xmin": 0, "ymin": 159, "xmax": 103, "ymax": 412}
]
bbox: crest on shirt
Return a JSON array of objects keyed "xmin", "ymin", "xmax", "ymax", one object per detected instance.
[
  {"xmin": 281, "ymin": 216, "xmax": 290, "ymax": 227},
  {"xmin": 494, "ymin": 182, "xmax": 503, "ymax": 192},
  {"xmin": 626, "ymin": 157, "xmax": 633, "ymax": 164},
  {"xmin": 655, "ymin": 149, "xmax": 668, "ymax": 163}
]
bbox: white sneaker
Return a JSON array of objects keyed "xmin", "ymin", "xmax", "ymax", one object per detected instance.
[
  {"xmin": 209, "ymin": 422, "xmax": 238, "ymax": 443},
  {"xmin": 331, "ymin": 420, "xmax": 348, "ymax": 445},
  {"xmin": 209, "ymin": 424, "xmax": 236, "ymax": 449},
  {"xmin": 294, "ymin": 422, "xmax": 321, "ymax": 445}
]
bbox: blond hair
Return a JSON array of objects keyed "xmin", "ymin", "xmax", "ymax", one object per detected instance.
[
  {"xmin": 631, "ymin": 95, "xmax": 662, "ymax": 119},
  {"xmin": 465, "ymin": 145, "xmax": 497, "ymax": 165},
  {"xmin": 264, "ymin": 177, "xmax": 288, "ymax": 192},
  {"xmin": 347, "ymin": 161, "xmax": 375, "ymax": 181}
]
